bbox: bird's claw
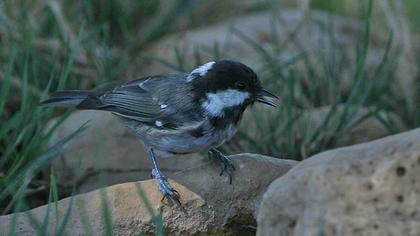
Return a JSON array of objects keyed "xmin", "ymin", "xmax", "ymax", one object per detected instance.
[
  {"xmin": 208, "ymin": 149, "xmax": 235, "ymax": 184},
  {"xmin": 152, "ymin": 169, "xmax": 181, "ymax": 205}
]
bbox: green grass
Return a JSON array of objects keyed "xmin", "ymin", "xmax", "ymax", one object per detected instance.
[
  {"xmin": 0, "ymin": 0, "xmax": 419, "ymax": 235},
  {"xmin": 0, "ymin": 1, "xmax": 198, "ymax": 234},
  {"xmin": 147, "ymin": 0, "xmax": 416, "ymax": 159}
]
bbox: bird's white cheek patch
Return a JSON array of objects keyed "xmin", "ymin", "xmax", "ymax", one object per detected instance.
[
  {"xmin": 186, "ymin": 61, "xmax": 215, "ymax": 82},
  {"xmin": 202, "ymin": 89, "xmax": 250, "ymax": 117}
]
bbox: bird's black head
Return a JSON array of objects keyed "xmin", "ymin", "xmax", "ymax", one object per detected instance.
[{"xmin": 188, "ymin": 60, "xmax": 278, "ymax": 118}]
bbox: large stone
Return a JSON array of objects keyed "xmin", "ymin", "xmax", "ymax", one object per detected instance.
[
  {"xmin": 141, "ymin": 9, "xmax": 387, "ymax": 83},
  {"xmin": 175, "ymin": 153, "xmax": 297, "ymax": 221},
  {"xmin": 2, "ymin": 154, "xmax": 297, "ymax": 235},
  {"xmin": 302, "ymin": 105, "xmax": 405, "ymax": 147},
  {"xmin": 257, "ymin": 128, "xmax": 420, "ymax": 236},
  {"xmin": 238, "ymin": 105, "xmax": 405, "ymax": 156},
  {"xmin": 48, "ymin": 110, "xmax": 206, "ymax": 193}
]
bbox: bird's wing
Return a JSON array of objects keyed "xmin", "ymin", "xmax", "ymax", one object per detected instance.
[{"xmin": 99, "ymin": 74, "xmax": 201, "ymax": 127}]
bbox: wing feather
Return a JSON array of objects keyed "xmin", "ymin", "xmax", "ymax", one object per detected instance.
[{"xmin": 98, "ymin": 74, "xmax": 199, "ymax": 126}]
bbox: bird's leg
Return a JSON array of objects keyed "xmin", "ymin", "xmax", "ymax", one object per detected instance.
[
  {"xmin": 208, "ymin": 148, "xmax": 235, "ymax": 184},
  {"xmin": 147, "ymin": 147, "xmax": 180, "ymax": 205}
]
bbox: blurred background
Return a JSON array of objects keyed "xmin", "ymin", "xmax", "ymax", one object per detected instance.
[{"xmin": 0, "ymin": 0, "xmax": 419, "ymax": 218}]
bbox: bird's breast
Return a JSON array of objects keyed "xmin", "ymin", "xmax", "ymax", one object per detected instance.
[{"xmin": 210, "ymin": 123, "xmax": 238, "ymax": 147}]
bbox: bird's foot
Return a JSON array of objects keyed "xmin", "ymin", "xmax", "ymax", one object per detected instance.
[
  {"xmin": 208, "ymin": 149, "xmax": 235, "ymax": 184},
  {"xmin": 151, "ymin": 169, "xmax": 181, "ymax": 205}
]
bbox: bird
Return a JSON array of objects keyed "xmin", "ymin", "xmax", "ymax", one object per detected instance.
[{"xmin": 40, "ymin": 60, "xmax": 278, "ymax": 204}]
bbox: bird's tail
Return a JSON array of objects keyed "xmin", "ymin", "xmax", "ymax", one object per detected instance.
[{"xmin": 39, "ymin": 90, "xmax": 101, "ymax": 108}]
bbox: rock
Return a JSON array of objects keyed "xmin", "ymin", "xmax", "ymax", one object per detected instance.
[
  {"xmin": 1, "ymin": 154, "xmax": 297, "ymax": 235},
  {"xmin": 175, "ymin": 153, "xmax": 297, "ymax": 220},
  {"xmin": 141, "ymin": 9, "xmax": 387, "ymax": 84},
  {"xmin": 257, "ymin": 128, "xmax": 420, "ymax": 236},
  {"xmin": 48, "ymin": 110, "xmax": 206, "ymax": 193},
  {"xmin": 309, "ymin": 106, "xmax": 405, "ymax": 147},
  {"xmin": 237, "ymin": 105, "xmax": 405, "ymax": 157}
]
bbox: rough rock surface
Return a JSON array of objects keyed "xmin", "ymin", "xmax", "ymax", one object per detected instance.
[
  {"xmin": 257, "ymin": 128, "xmax": 420, "ymax": 236},
  {"xmin": 48, "ymin": 110, "xmax": 206, "ymax": 193},
  {"xmin": 2, "ymin": 154, "xmax": 297, "ymax": 235}
]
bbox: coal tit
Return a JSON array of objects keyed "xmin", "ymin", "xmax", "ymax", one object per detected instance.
[{"xmin": 41, "ymin": 60, "xmax": 278, "ymax": 204}]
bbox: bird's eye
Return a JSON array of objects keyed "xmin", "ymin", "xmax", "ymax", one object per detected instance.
[{"xmin": 235, "ymin": 82, "xmax": 246, "ymax": 90}]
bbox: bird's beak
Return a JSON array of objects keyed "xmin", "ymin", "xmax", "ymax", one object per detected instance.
[{"xmin": 256, "ymin": 89, "xmax": 278, "ymax": 107}]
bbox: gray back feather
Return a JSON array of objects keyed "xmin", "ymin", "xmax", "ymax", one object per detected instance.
[{"xmin": 100, "ymin": 74, "xmax": 202, "ymax": 127}]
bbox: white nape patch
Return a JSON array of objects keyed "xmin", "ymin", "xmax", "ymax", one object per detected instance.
[
  {"xmin": 155, "ymin": 120, "xmax": 163, "ymax": 127},
  {"xmin": 160, "ymin": 104, "xmax": 168, "ymax": 109},
  {"xmin": 202, "ymin": 89, "xmax": 250, "ymax": 117},
  {"xmin": 186, "ymin": 61, "xmax": 215, "ymax": 82}
]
